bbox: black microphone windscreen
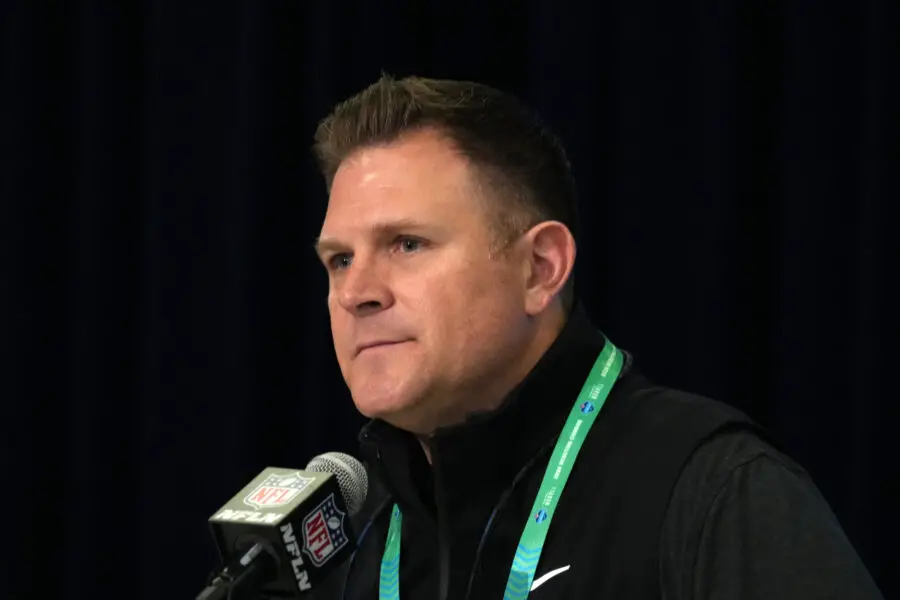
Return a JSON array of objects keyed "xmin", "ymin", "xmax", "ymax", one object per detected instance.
[{"xmin": 305, "ymin": 452, "xmax": 368, "ymax": 516}]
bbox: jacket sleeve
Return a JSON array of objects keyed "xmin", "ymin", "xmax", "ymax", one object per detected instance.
[{"xmin": 660, "ymin": 433, "xmax": 884, "ymax": 600}]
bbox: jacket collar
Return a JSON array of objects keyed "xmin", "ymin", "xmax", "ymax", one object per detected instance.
[{"xmin": 357, "ymin": 302, "xmax": 630, "ymax": 525}]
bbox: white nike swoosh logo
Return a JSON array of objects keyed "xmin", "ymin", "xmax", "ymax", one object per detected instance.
[{"xmin": 530, "ymin": 565, "xmax": 571, "ymax": 591}]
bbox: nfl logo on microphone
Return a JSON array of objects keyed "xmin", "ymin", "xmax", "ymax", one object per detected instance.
[
  {"xmin": 243, "ymin": 471, "xmax": 314, "ymax": 509},
  {"xmin": 302, "ymin": 493, "xmax": 349, "ymax": 566}
]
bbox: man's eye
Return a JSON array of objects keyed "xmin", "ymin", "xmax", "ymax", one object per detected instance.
[
  {"xmin": 329, "ymin": 254, "xmax": 352, "ymax": 270},
  {"xmin": 397, "ymin": 237, "xmax": 423, "ymax": 253}
]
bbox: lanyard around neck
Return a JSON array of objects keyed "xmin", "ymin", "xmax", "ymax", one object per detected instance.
[{"xmin": 378, "ymin": 340, "xmax": 623, "ymax": 599}]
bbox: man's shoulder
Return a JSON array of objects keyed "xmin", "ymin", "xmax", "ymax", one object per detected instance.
[
  {"xmin": 658, "ymin": 425, "xmax": 885, "ymax": 599},
  {"xmin": 612, "ymin": 370, "xmax": 795, "ymax": 508},
  {"xmin": 615, "ymin": 371, "xmax": 799, "ymax": 500},
  {"xmin": 607, "ymin": 368, "xmax": 766, "ymax": 450},
  {"xmin": 606, "ymin": 374, "xmax": 880, "ymax": 599},
  {"xmin": 663, "ymin": 424, "xmax": 804, "ymax": 538}
]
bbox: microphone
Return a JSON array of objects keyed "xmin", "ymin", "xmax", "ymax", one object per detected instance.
[{"xmin": 196, "ymin": 452, "xmax": 369, "ymax": 600}]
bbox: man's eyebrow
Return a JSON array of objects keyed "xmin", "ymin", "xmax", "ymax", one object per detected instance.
[
  {"xmin": 313, "ymin": 219, "xmax": 434, "ymax": 255},
  {"xmin": 312, "ymin": 237, "xmax": 346, "ymax": 256}
]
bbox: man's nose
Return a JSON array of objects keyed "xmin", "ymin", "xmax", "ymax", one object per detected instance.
[{"xmin": 336, "ymin": 258, "xmax": 394, "ymax": 316}]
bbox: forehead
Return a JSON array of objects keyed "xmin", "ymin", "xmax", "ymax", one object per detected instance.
[{"xmin": 320, "ymin": 130, "xmax": 487, "ymax": 234}]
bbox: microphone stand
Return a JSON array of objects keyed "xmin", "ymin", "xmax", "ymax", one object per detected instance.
[{"xmin": 196, "ymin": 542, "xmax": 277, "ymax": 600}]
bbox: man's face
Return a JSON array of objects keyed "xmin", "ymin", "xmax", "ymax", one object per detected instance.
[{"xmin": 316, "ymin": 129, "xmax": 532, "ymax": 433}]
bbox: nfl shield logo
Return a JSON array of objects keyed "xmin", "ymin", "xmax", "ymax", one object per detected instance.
[
  {"xmin": 302, "ymin": 493, "xmax": 349, "ymax": 567},
  {"xmin": 243, "ymin": 471, "xmax": 314, "ymax": 510}
]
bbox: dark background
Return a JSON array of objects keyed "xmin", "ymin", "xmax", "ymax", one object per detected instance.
[{"xmin": 2, "ymin": 1, "xmax": 897, "ymax": 598}]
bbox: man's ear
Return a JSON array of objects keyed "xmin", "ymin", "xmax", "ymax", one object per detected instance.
[{"xmin": 521, "ymin": 221, "xmax": 576, "ymax": 316}]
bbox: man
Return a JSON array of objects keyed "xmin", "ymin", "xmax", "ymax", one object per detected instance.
[{"xmin": 310, "ymin": 75, "xmax": 883, "ymax": 599}]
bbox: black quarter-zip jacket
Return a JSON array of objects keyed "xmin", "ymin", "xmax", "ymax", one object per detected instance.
[{"xmin": 316, "ymin": 303, "xmax": 884, "ymax": 600}]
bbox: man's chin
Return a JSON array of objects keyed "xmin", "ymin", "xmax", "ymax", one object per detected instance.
[
  {"xmin": 353, "ymin": 393, "xmax": 414, "ymax": 419},
  {"xmin": 352, "ymin": 394, "xmax": 430, "ymax": 432}
]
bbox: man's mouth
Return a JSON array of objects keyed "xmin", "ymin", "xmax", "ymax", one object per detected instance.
[{"xmin": 355, "ymin": 340, "xmax": 410, "ymax": 356}]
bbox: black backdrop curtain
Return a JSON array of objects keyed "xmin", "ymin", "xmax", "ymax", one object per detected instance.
[{"xmin": 1, "ymin": 1, "xmax": 897, "ymax": 598}]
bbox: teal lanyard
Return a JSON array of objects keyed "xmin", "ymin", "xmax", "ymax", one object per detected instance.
[{"xmin": 379, "ymin": 340, "xmax": 623, "ymax": 599}]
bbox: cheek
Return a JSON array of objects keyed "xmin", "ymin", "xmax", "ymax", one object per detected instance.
[
  {"xmin": 409, "ymin": 261, "xmax": 519, "ymax": 338},
  {"xmin": 328, "ymin": 306, "xmax": 354, "ymax": 358},
  {"xmin": 406, "ymin": 259, "xmax": 489, "ymax": 307}
]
